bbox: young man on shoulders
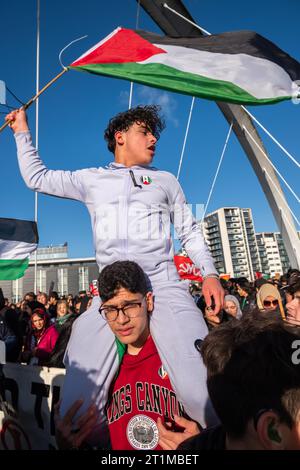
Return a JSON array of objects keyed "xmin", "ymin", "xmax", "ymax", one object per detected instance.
[{"xmin": 55, "ymin": 261, "xmax": 197, "ymax": 450}]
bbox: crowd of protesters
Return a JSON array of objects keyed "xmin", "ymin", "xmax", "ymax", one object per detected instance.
[
  {"xmin": 1, "ymin": 267, "xmax": 300, "ymax": 451},
  {"xmin": 190, "ymin": 268, "xmax": 300, "ymax": 329},
  {"xmin": 0, "ymin": 287, "xmax": 93, "ymax": 366},
  {"xmin": 1, "ymin": 268, "xmax": 300, "ymax": 368}
]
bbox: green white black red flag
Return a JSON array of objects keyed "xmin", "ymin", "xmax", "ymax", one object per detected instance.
[
  {"xmin": 0, "ymin": 218, "xmax": 38, "ymax": 280},
  {"xmin": 69, "ymin": 27, "xmax": 300, "ymax": 106}
]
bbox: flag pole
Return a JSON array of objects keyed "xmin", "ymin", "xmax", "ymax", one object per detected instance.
[
  {"xmin": 34, "ymin": 0, "xmax": 40, "ymax": 295},
  {"xmin": 0, "ymin": 68, "xmax": 68, "ymax": 133}
]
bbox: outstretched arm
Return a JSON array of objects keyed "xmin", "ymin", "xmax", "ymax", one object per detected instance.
[{"xmin": 6, "ymin": 108, "xmax": 86, "ymax": 202}]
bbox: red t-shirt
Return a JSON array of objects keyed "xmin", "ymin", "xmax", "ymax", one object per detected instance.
[{"xmin": 107, "ymin": 335, "xmax": 184, "ymax": 450}]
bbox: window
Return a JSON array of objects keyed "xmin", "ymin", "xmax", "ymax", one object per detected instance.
[
  {"xmin": 37, "ymin": 269, "xmax": 47, "ymax": 293},
  {"xmin": 57, "ymin": 268, "xmax": 68, "ymax": 296},
  {"xmin": 12, "ymin": 278, "xmax": 23, "ymax": 303},
  {"xmin": 78, "ymin": 266, "xmax": 89, "ymax": 292}
]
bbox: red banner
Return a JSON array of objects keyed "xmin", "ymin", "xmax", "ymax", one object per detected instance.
[{"xmin": 174, "ymin": 255, "xmax": 203, "ymax": 282}]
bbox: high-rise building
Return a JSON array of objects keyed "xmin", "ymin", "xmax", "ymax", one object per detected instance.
[
  {"xmin": 256, "ymin": 232, "xmax": 292, "ymax": 276},
  {"xmin": 203, "ymin": 207, "xmax": 261, "ymax": 280}
]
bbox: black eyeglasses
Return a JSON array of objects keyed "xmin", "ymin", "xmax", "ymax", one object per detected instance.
[
  {"xmin": 263, "ymin": 299, "xmax": 279, "ymax": 307},
  {"xmin": 99, "ymin": 298, "xmax": 145, "ymax": 322}
]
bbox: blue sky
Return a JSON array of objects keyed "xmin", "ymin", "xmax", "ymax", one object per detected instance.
[{"xmin": 1, "ymin": 0, "xmax": 299, "ymax": 259}]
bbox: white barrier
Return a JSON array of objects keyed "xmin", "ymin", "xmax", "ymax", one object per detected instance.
[{"xmin": 0, "ymin": 362, "xmax": 65, "ymax": 450}]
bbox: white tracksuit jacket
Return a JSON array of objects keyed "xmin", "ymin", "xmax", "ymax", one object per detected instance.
[
  {"xmin": 15, "ymin": 131, "xmax": 217, "ymax": 281},
  {"xmin": 14, "ymin": 131, "xmax": 219, "ymax": 438}
]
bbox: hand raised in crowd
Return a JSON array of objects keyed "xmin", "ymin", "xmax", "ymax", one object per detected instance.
[
  {"xmin": 5, "ymin": 108, "xmax": 29, "ymax": 134},
  {"xmin": 157, "ymin": 415, "xmax": 200, "ymax": 450},
  {"xmin": 202, "ymin": 277, "xmax": 224, "ymax": 315},
  {"xmin": 54, "ymin": 399, "xmax": 97, "ymax": 450}
]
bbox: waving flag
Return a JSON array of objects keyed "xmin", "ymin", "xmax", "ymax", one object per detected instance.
[
  {"xmin": 0, "ymin": 218, "xmax": 38, "ymax": 280},
  {"xmin": 69, "ymin": 27, "xmax": 300, "ymax": 106}
]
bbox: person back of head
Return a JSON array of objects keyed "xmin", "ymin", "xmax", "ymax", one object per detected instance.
[
  {"xmin": 254, "ymin": 278, "xmax": 269, "ymax": 291},
  {"xmin": 201, "ymin": 312, "xmax": 300, "ymax": 449},
  {"xmin": 49, "ymin": 291, "xmax": 59, "ymax": 302},
  {"xmin": 24, "ymin": 292, "xmax": 36, "ymax": 302}
]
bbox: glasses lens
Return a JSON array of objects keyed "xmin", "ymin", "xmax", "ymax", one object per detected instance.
[
  {"xmin": 263, "ymin": 300, "xmax": 271, "ymax": 307},
  {"xmin": 100, "ymin": 307, "xmax": 118, "ymax": 321},
  {"xmin": 272, "ymin": 299, "xmax": 279, "ymax": 306},
  {"xmin": 122, "ymin": 303, "xmax": 141, "ymax": 317},
  {"xmin": 99, "ymin": 302, "xmax": 143, "ymax": 321}
]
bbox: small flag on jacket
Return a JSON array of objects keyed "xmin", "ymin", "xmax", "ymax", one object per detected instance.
[
  {"xmin": 69, "ymin": 27, "xmax": 300, "ymax": 106},
  {"xmin": 0, "ymin": 218, "xmax": 38, "ymax": 280}
]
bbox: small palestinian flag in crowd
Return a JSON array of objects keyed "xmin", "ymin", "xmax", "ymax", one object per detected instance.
[
  {"xmin": 69, "ymin": 27, "xmax": 300, "ymax": 106},
  {"xmin": 0, "ymin": 218, "xmax": 38, "ymax": 280}
]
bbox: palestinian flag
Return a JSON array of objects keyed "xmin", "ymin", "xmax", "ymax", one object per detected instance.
[
  {"xmin": 0, "ymin": 218, "xmax": 38, "ymax": 280},
  {"xmin": 69, "ymin": 27, "xmax": 300, "ymax": 106}
]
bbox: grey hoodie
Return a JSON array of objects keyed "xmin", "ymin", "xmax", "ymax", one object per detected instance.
[{"xmin": 15, "ymin": 131, "xmax": 217, "ymax": 282}]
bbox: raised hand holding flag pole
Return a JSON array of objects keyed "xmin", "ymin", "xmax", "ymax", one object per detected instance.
[
  {"xmin": 0, "ymin": 34, "xmax": 88, "ymax": 132},
  {"xmin": 0, "ymin": 69, "xmax": 68, "ymax": 133}
]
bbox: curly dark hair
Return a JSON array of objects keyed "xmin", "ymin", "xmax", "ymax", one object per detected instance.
[
  {"xmin": 104, "ymin": 105, "xmax": 165, "ymax": 153},
  {"xmin": 98, "ymin": 261, "xmax": 148, "ymax": 302}
]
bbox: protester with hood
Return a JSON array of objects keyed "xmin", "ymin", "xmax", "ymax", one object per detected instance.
[
  {"xmin": 223, "ymin": 295, "xmax": 243, "ymax": 320},
  {"xmin": 256, "ymin": 283, "xmax": 286, "ymax": 319}
]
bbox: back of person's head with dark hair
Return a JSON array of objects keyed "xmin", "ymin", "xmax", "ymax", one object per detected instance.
[
  {"xmin": 220, "ymin": 279, "xmax": 228, "ymax": 290},
  {"xmin": 254, "ymin": 278, "xmax": 269, "ymax": 290},
  {"xmin": 280, "ymin": 274, "xmax": 288, "ymax": 283},
  {"xmin": 24, "ymin": 291, "xmax": 36, "ymax": 301},
  {"xmin": 50, "ymin": 291, "xmax": 59, "ymax": 301},
  {"xmin": 104, "ymin": 105, "xmax": 165, "ymax": 153},
  {"xmin": 288, "ymin": 282, "xmax": 300, "ymax": 296},
  {"xmin": 201, "ymin": 312, "xmax": 300, "ymax": 439},
  {"xmin": 27, "ymin": 301, "xmax": 46, "ymax": 313},
  {"xmin": 287, "ymin": 269, "xmax": 300, "ymax": 287},
  {"xmin": 98, "ymin": 261, "xmax": 148, "ymax": 302},
  {"xmin": 236, "ymin": 278, "xmax": 253, "ymax": 295}
]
